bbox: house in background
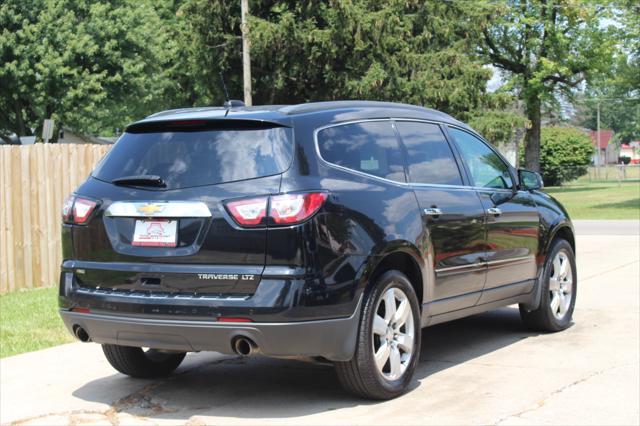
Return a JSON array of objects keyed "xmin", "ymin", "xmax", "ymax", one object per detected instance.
[
  {"xmin": 589, "ymin": 129, "xmax": 619, "ymax": 165},
  {"xmin": 620, "ymin": 141, "xmax": 640, "ymax": 164}
]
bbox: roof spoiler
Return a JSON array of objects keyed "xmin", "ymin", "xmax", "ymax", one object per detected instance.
[{"xmin": 125, "ymin": 118, "xmax": 289, "ymax": 134}]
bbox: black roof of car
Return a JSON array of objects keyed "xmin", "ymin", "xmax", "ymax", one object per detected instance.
[{"xmin": 128, "ymin": 101, "xmax": 470, "ymax": 133}]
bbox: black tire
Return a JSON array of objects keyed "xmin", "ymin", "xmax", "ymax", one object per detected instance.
[
  {"xmin": 519, "ymin": 238, "xmax": 577, "ymax": 332},
  {"xmin": 335, "ymin": 270, "xmax": 421, "ymax": 400},
  {"xmin": 102, "ymin": 344, "xmax": 186, "ymax": 378}
]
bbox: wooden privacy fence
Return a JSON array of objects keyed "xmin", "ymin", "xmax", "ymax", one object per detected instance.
[{"xmin": 0, "ymin": 144, "xmax": 111, "ymax": 294}]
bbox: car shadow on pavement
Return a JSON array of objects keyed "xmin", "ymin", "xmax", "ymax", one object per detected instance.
[{"xmin": 72, "ymin": 306, "xmax": 540, "ymax": 421}]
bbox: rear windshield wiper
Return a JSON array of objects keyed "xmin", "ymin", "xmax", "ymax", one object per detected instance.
[{"xmin": 111, "ymin": 175, "xmax": 166, "ymax": 187}]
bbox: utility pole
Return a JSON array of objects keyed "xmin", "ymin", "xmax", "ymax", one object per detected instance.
[
  {"xmin": 596, "ymin": 101, "xmax": 601, "ymax": 177},
  {"xmin": 241, "ymin": 0, "xmax": 252, "ymax": 106}
]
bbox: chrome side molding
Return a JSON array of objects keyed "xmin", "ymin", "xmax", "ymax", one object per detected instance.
[{"xmin": 105, "ymin": 201, "xmax": 212, "ymax": 218}]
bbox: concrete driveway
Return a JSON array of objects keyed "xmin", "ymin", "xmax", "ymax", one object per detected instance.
[{"xmin": 1, "ymin": 220, "xmax": 638, "ymax": 425}]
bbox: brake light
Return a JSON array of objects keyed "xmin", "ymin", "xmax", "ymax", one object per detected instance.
[
  {"xmin": 62, "ymin": 195, "xmax": 98, "ymax": 225},
  {"xmin": 225, "ymin": 192, "xmax": 328, "ymax": 227},
  {"xmin": 270, "ymin": 192, "xmax": 328, "ymax": 224},
  {"xmin": 166, "ymin": 120, "xmax": 206, "ymax": 126},
  {"xmin": 226, "ymin": 197, "xmax": 268, "ymax": 226}
]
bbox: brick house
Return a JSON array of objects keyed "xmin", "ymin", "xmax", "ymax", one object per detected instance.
[{"xmin": 589, "ymin": 130, "xmax": 619, "ymax": 165}]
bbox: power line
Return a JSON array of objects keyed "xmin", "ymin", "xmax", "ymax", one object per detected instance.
[{"xmin": 572, "ymin": 97, "xmax": 640, "ymax": 104}]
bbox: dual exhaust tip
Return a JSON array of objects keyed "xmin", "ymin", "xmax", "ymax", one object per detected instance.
[{"xmin": 73, "ymin": 324, "xmax": 259, "ymax": 356}]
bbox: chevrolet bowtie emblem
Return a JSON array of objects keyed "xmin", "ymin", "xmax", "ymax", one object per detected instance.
[{"xmin": 137, "ymin": 203, "xmax": 165, "ymax": 215}]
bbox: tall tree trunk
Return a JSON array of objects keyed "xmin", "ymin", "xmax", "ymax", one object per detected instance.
[
  {"xmin": 14, "ymin": 100, "xmax": 27, "ymax": 136},
  {"xmin": 524, "ymin": 94, "xmax": 541, "ymax": 172}
]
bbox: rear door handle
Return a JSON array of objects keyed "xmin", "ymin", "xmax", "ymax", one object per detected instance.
[
  {"xmin": 424, "ymin": 207, "xmax": 443, "ymax": 217},
  {"xmin": 487, "ymin": 207, "xmax": 502, "ymax": 216}
]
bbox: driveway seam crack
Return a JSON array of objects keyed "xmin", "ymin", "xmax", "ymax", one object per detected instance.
[{"xmin": 493, "ymin": 362, "xmax": 636, "ymax": 425}]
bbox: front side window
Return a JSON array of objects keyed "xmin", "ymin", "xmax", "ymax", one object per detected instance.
[
  {"xmin": 395, "ymin": 121, "xmax": 462, "ymax": 186},
  {"xmin": 448, "ymin": 127, "xmax": 513, "ymax": 190},
  {"xmin": 317, "ymin": 121, "xmax": 406, "ymax": 183}
]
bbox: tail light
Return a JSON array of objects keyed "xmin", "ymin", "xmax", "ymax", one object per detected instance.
[
  {"xmin": 62, "ymin": 195, "xmax": 98, "ymax": 225},
  {"xmin": 226, "ymin": 197, "xmax": 268, "ymax": 226},
  {"xmin": 270, "ymin": 192, "xmax": 328, "ymax": 224},
  {"xmin": 225, "ymin": 192, "xmax": 328, "ymax": 227}
]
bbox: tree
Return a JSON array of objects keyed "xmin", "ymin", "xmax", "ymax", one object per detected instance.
[
  {"xmin": 520, "ymin": 126, "xmax": 593, "ymax": 186},
  {"xmin": 175, "ymin": 0, "xmax": 523, "ymax": 138},
  {"xmin": 578, "ymin": 3, "xmax": 640, "ymax": 143},
  {"xmin": 1, "ymin": 0, "xmax": 528, "ymax": 145},
  {"xmin": 0, "ymin": 0, "xmax": 178, "ymax": 137},
  {"xmin": 480, "ymin": 0, "xmax": 615, "ymax": 172}
]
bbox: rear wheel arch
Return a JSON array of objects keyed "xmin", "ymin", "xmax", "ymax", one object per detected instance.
[{"xmin": 365, "ymin": 250, "xmax": 424, "ymax": 307}]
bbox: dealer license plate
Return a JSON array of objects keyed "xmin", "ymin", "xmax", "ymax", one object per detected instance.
[{"xmin": 132, "ymin": 219, "xmax": 178, "ymax": 247}]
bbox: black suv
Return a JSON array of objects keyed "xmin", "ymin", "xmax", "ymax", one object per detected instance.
[{"xmin": 59, "ymin": 101, "xmax": 576, "ymax": 399}]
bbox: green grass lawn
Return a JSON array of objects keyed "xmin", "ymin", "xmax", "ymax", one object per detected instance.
[
  {"xmin": 544, "ymin": 181, "xmax": 640, "ymax": 220},
  {"xmin": 0, "ymin": 287, "xmax": 73, "ymax": 358}
]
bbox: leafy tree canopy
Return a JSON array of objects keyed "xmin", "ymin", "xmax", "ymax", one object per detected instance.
[
  {"xmin": 172, "ymin": 0, "xmax": 527, "ymax": 145},
  {"xmin": 8, "ymin": 0, "xmax": 630, "ymax": 155},
  {"xmin": 0, "ymin": 0, "xmax": 179, "ymax": 137},
  {"xmin": 579, "ymin": 3, "xmax": 640, "ymax": 143},
  {"xmin": 479, "ymin": 0, "xmax": 617, "ymax": 171},
  {"xmin": 179, "ymin": 1, "xmax": 498, "ymax": 115}
]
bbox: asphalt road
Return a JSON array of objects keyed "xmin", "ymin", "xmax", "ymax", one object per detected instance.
[{"xmin": 1, "ymin": 220, "xmax": 638, "ymax": 426}]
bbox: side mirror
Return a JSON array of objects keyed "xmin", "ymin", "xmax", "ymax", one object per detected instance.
[{"xmin": 518, "ymin": 169, "xmax": 543, "ymax": 190}]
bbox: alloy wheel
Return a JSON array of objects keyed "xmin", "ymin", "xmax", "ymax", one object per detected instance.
[
  {"xmin": 371, "ymin": 286, "xmax": 415, "ymax": 381},
  {"xmin": 549, "ymin": 250, "xmax": 573, "ymax": 320}
]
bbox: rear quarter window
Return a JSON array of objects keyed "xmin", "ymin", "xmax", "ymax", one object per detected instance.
[
  {"xmin": 317, "ymin": 121, "xmax": 406, "ymax": 183},
  {"xmin": 93, "ymin": 125, "xmax": 293, "ymax": 189}
]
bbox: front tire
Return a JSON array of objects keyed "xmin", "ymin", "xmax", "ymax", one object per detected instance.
[
  {"xmin": 102, "ymin": 344, "xmax": 186, "ymax": 378},
  {"xmin": 335, "ymin": 270, "xmax": 421, "ymax": 399},
  {"xmin": 520, "ymin": 238, "xmax": 577, "ymax": 332}
]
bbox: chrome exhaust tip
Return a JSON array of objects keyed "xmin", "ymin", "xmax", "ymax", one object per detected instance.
[
  {"xmin": 73, "ymin": 325, "xmax": 91, "ymax": 342},
  {"xmin": 232, "ymin": 336, "xmax": 258, "ymax": 356}
]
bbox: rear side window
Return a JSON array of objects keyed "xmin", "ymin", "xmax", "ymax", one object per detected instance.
[
  {"xmin": 317, "ymin": 121, "xmax": 406, "ymax": 183},
  {"xmin": 395, "ymin": 121, "xmax": 462, "ymax": 186},
  {"xmin": 93, "ymin": 126, "xmax": 293, "ymax": 189}
]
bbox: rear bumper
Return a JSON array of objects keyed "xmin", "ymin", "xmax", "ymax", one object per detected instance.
[
  {"xmin": 59, "ymin": 260, "xmax": 364, "ymax": 322},
  {"xmin": 59, "ymin": 301, "xmax": 360, "ymax": 361}
]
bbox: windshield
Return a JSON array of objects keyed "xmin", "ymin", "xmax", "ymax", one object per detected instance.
[{"xmin": 93, "ymin": 126, "xmax": 293, "ymax": 189}]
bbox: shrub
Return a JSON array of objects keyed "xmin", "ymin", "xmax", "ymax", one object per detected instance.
[
  {"xmin": 521, "ymin": 127, "xmax": 594, "ymax": 186},
  {"xmin": 619, "ymin": 156, "xmax": 631, "ymax": 165}
]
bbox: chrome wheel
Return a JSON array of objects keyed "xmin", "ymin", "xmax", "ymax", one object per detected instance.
[
  {"xmin": 372, "ymin": 286, "xmax": 415, "ymax": 381},
  {"xmin": 549, "ymin": 250, "xmax": 573, "ymax": 320}
]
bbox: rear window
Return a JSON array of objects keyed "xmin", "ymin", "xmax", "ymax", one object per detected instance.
[{"xmin": 93, "ymin": 126, "xmax": 293, "ymax": 189}]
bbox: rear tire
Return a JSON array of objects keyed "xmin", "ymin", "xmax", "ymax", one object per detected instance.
[
  {"xmin": 335, "ymin": 270, "xmax": 421, "ymax": 400},
  {"xmin": 102, "ymin": 344, "xmax": 186, "ymax": 378},
  {"xmin": 519, "ymin": 238, "xmax": 577, "ymax": 332}
]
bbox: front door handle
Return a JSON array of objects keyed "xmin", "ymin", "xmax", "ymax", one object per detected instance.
[
  {"xmin": 487, "ymin": 207, "xmax": 502, "ymax": 216},
  {"xmin": 424, "ymin": 207, "xmax": 443, "ymax": 217}
]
